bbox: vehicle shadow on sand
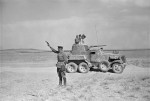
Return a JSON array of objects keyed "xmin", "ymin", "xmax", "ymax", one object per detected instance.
[{"xmin": 90, "ymin": 68, "xmax": 114, "ymax": 73}]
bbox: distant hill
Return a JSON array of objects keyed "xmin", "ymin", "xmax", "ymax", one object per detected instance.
[
  {"xmin": 0, "ymin": 48, "xmax": 149, "ymax": 67},
  {"xmin": 0, "ymin": 49, "xmax": 49, "ymax": 53}
]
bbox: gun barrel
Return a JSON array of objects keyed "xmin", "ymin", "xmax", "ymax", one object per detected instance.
[{"xmin": 90, "ymin": 45, "xmax": 106, "ymax": 48}]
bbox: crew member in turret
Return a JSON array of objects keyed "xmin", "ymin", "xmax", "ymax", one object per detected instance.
[
  {"xmin": 46, "ymin": 41, "xmax": 68, "ymax": 86},
  {"xmin": 100, "ymin": 47, "xmax": 104, "ymax": 54}
]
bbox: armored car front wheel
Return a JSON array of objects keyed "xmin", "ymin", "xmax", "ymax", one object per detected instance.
[
  {"xmin": 66, "ymin": 62, "xmax": 78, "ymax": 73},
  {"xmin": 112, "ymin": 63, "xmax": 124, "ymax": 74}
]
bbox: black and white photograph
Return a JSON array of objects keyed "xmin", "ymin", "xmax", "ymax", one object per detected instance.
[{"xmin": 0, "ymin": 0, "xmax": 150, "ymax": 101}]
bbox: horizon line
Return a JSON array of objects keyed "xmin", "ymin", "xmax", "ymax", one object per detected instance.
[{"xmin": 0, "ymin": 48, "xmax": 150, "ymax": 51}]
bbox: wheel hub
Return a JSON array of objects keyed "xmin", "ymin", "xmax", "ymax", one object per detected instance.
[
  {"xmin": 100, "ymin": 64, "xmax": 107, "ymax": 70},
  {"xmin": 68, "ymin": 65, "xmax": 74, "ymax": 72},
  {"xmin": 80, "ymin": 66, "xmax": 86, "ymax": 72},
  {"xmin": 114, "ymin": 65, "xmax": 121, "ymax": 72}
]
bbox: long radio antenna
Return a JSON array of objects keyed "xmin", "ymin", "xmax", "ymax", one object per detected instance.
[{"xmin": 95, "ymin": 24, "xmax": 99, "ymax": 44}]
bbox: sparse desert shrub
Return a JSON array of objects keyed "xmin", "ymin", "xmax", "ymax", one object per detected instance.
[{"xmin": 127, "ymin": 58, "xmax": 150, "ymax": 67}]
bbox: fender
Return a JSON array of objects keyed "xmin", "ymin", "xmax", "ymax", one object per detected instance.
[{"xmin": 99, "ymin": 60, "xmax": 110, "ymax": 68}]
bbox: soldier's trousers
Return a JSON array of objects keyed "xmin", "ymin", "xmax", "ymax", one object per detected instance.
[{"xmin": 57, "ymin": 66, "xmax": 66, "ymax": 86}]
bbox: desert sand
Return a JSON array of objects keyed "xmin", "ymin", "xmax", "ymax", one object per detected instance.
[{"xmin": 0, "ymin": 64, "xmax": 150, "ymax": 101}]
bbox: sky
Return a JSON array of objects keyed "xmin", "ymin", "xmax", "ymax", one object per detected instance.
[{"xmin": 0, "ymin": 0, "xmax": 150, "ymax": 50}]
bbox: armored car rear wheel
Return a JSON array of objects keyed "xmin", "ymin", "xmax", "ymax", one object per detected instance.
[
  {"xmin": 99, "ymin": 61, "xmax": 109, "ymax": 72},
  {"xmin": 78, "ymin": 62, "xmax": 89, "ymax": 73},
  {"xmin": 66, "ymin": 62, "xmax": 78, "ymax": 73},
  {"xmin": 112, "ymin": 63, "xmax": 124, "ymax": 74}
]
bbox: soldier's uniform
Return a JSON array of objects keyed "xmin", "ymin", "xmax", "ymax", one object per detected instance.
[{"xmin": 49, "ymin": 46, "xmax": 68, "ymax": 86}]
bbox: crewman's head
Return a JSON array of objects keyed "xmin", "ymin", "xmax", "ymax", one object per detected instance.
[{"xmin": 58, "ymin": 46, "xmax": 63, "ymax": 52}]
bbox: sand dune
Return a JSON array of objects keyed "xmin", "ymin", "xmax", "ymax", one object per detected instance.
[{"xmin": 0, "ymin": 65, "xmax": 150, "ymax": 101}]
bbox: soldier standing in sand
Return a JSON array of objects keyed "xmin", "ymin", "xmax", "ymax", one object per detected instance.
[{"xmin": 46, "ymin": 41, "xmax": 68, "ymax": 86}]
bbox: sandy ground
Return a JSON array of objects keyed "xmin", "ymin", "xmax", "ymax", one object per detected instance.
[{"xmin": 0, "ymin": 65, "xmax": 150, "ymax": 101}]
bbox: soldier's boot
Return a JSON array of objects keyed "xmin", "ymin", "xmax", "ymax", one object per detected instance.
[
  {"xmin": 59, "ymin": 81, "xmax": 62, "ymax": 86},
  {"xmin": 59, "ymin": 78, "xmax": 62, "ymax": 86},
  {"xmin": 63, "ymin": 77, "xmax": 67, "ymax": 86}
]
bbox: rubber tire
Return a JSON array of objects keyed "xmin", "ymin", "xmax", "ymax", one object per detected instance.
[
  {"xmin": 112, "ymin": 63, "xmax": 124, "ymax": 74},
  {"xmin": 66, "ymin": 62, "xmax": 78, "ymax": 73},
  {"xmin": 78, "ymin": 62, "xmax": 89, "ymax": 73},
  {"xmin": 99, "ymin": 61, "xmax": 109, "ymax": 72}
]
